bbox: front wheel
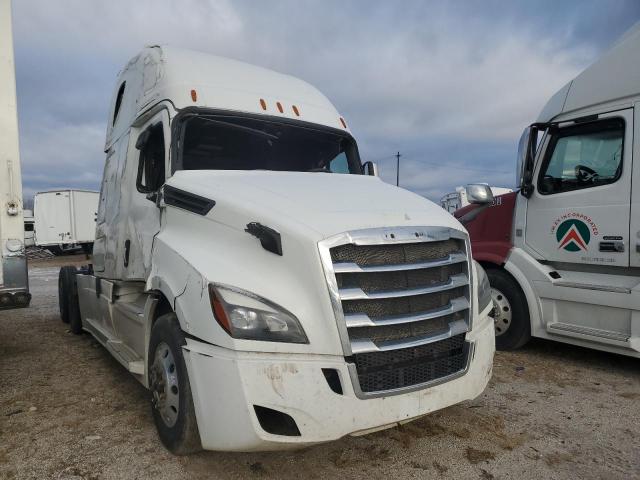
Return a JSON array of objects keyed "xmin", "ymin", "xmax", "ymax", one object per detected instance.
[
  {"xmin": 487, "ymin": 268, "xmax": 531, "ymax": 350},
  {"xmin": 148, "ymin": 313, "xmax": 201, "ymax": 455}
]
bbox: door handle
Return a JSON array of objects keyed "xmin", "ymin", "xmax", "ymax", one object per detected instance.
[{"xmin": 599, "ymin": 241, "xmax": 624, "ymax": 253}]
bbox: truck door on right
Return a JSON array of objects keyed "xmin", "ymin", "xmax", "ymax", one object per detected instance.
[{"xmin": 525, "ymin": 108, "xmax": 635, "ymax": 346}]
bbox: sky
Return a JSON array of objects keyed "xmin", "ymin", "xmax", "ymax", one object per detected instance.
[{"xmin": 11, "ymin": 0, "xmax": 640, "ymax": 205}]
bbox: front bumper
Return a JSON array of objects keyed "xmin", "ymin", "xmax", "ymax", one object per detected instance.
[{"xmin": 183, "ymin": 311, "xmax": 495, "ymax": 452}]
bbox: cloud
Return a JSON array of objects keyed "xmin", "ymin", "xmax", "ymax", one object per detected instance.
[{"xmin": 11, "ymin": 0, "xmax": 640, "ymax": 204}]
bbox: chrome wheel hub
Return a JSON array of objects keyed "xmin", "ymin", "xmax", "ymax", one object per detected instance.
[
  {"xmin": 490, "ymin": 288, "xmax": 512, "ymax": 337},
  {"xmin": 150, "ymin": 342, "xmax": 179, "ymax": 427}
]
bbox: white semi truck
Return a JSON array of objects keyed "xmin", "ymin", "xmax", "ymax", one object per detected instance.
[
  {"xmin": 58, "ymin": 46, "xmax": 496, "ymax": 453},
  {"xmin": 459, "ymin": 25, "xmax": 640, "ymax": 357},
  {"xmin": 0, "ymin": 0, "xmax": 30, "ymax": 309},
  {"xmin": 33, "ymin": 189, "xmax": 98, "ymax": 253}
]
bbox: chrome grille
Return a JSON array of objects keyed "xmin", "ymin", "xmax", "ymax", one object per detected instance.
[
  {"xmin": 319, "ymin": 227, "xmax": 472, "ymax": 397},
  {"xmin": 354, "ymin": 334, "xmax": 468, "ymax": 393}
]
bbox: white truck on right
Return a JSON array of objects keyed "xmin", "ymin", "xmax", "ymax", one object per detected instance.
[{"xmin": 458, "ymin": 25, "xmax": 640, "ymax": 357}]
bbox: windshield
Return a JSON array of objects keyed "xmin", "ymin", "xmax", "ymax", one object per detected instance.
[{"xmin": 175, "ymin": 113, "xmax": 362, "ymax": 174}]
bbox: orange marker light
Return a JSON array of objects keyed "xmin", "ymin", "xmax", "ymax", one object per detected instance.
[
  {"xmin": 339, "ymin": 117, "xmax": 347, "ymax": 128},
  {"xmin": 209, "ymin": 285, "xmax": 231, "ymax": 334},
  {"xmin": 259, "ymin": 98, "xmax": 267, "ymax": 110},
  {"xmin": 276, "ymin": 102, "xmax": 284, "ymax": 113},
  {"xmin": 190, "ymin": 89, "xmax": 198, "ymax": 102},
  {"xmin": 292, "ymin": 105, "xmax": 300, "ymax": 116}
]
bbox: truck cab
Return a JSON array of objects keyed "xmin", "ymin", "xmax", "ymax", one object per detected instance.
[
  {"xmin": 59, "ymin": 46, "xmax": 495, "ymax": 453},
  {"xmin": 459, "ymin": 26, "xmax": 640, "ymax": 357}
]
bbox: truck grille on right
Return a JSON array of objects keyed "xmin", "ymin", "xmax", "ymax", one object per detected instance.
[{"xmin": 328, "ymin": 236, "xmax": 471, "ymax": 395}]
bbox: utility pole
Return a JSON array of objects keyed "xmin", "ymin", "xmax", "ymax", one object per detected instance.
[{"xmin": 396, "ymin": 151, "xmax": 401, "ymax": 187}]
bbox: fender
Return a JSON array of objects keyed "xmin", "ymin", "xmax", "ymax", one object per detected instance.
[
  {"xmin": 455, "ymin": 192, "xmax": 517, "ymax": 265},
  {"xmin": 502, "ymin": 250, "xmax": 544, "ymax": 336}
]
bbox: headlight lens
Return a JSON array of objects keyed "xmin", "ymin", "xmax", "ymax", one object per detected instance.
[
  {"xmin": 208, "ymin": 284, "xmax": 308, "ymax": 343},
  {"xmin": 475, "ymin": 261, "xmax": 492, "ymax": 313}
]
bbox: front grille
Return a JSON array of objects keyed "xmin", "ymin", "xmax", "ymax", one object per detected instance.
[
  {"xmin": 331, "ymin": 239, "xmax": 461, "ymax": 266},
  {"xmin": 348, "ymin": 311, "xmax": 465, "ymax": 343},
  {"xmin": 336, "ymin": 262, "xmax": 466, "ymax": 293},
  {"xmin": 354, "ymin": 334, "xmax": 468, "ymax": 393},
  {"xmin": 323, "ymin": 228, "xmax": 472, "ymax": 396},
  {"xmin": 342, "ymin": 286, "xmax": 466, "ymax": 318}
]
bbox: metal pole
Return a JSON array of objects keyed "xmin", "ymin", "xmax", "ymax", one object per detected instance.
[{"xmin": 396, "ymin": 151, "xmax": 401, "ymax": 186}]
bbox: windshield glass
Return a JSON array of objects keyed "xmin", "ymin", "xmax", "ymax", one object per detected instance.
[{"xmin": 175, "ymin": 114, "xmax": 362, "ymax": 174}]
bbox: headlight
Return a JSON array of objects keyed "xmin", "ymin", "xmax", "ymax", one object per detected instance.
[
  {"xmin": 475, "ymin": 261, "xmax": 492, "ymax": 313},
  {"xmin": 208, "ymin": 284, "xmax": 308, "ymax": 344}
]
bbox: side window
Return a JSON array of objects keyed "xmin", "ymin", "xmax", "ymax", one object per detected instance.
[
  {"xmin": 112, "ymin": 82, "xmax": 126, "ymax": 126},
  {"xmin": 136, "ymin": 122, "xmax": 166, "ymax": 194},
  {"xmin": 328, "ymin": 152, "xmax": 350, "ymax": 173},
  {"xmin": 538, "ymin": 119, "xmax": 624, "ymax": 195}
]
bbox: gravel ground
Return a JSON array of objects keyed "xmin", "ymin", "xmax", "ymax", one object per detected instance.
[{"xmin": 1, "ymin": 257, "xmax": 639, "ymax": 480}]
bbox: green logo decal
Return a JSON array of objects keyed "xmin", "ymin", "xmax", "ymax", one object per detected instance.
[{"xmin": 556, "ymin": 219, "xmax": 590, "ymax": 252}]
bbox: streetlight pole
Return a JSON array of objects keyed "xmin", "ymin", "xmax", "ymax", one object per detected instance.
[{"xmin": 396, "ymin": 151, "xmax": 401, "ymax": 187}]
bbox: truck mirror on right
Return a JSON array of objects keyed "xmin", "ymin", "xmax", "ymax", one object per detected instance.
[{"xmin": 465, "ymin": 184, "xmax": 494, "ymax": 204}]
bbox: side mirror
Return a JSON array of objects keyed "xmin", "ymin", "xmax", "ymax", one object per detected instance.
[
  {"xmin": 362, "ymin": 161, "xmax": 379, "ymax": 177},
  {"xmin": 465, "ymin": 184, "xmax": 494, "ymax": 205},
  {"xmin": 135, "ymin": 129, "xmax": 151, "ymax": 150}
]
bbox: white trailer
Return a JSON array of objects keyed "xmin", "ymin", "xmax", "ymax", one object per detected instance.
[
  {"xmin": 0, "ymin": 0, "xmax": 30, "ymax": 309},
  {"xmin": 440, "ymin": 185, "xmax": 513, "ymax": 213},
  {"xmin": 462, "ymin": 24, "xmax": 640, "ymax": 357},
  {"xmin": 58, "ymin": 46, "xmax": 496, "ymax": 454},
  {"xmin": 33, "ymin": 190, "xmax": 98, "ymax": 252}
]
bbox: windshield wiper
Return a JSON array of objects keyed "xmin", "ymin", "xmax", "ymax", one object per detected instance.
[{"xmin": 197, "ymin": 116, "xmax": 279, "ymax": 140}]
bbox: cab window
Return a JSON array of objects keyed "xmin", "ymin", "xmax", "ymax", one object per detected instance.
[
  {"xmin": 328, "ymin": 152, "xmax": 350, "ymax": 173},
  {"xmin": 136, "ymin": 122, "xmax": 165, "ymax": 194},
  {"xmin": 538, "ymin": 119, "xmax": 624, "ymax": 195}
]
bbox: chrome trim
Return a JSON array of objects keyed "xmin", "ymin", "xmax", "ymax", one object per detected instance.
[
  {"xmin": 338, "ymin": 274, "xmax": 468, "ymax": 301},
  {"xmin": 317, "ymin": 225, "xmax": 474, "ymax": 396},
  {"xmin": 553, "ymin": 281, "xmax": 631, "ymax": 294},
  {"xmin": 347, "ymin": 342, "xmax": 475, "ymax": 399},
  {"xmin": 333, "ymin": 252, "xmax": 467, "ymax": 273},
  {"xmin": 344, "ymin": 297, "xmax": 469, "ymax": 328},
  {"xmin": 350, "ymin": 319, "xmax": 469, "ymax": 354}
]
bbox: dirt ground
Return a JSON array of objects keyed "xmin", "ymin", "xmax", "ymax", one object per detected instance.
[{"xmin": 1, "ymin": 257, "xmax": 639, "ymax": 480}]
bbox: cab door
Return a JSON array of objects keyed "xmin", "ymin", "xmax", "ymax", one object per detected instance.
[
  {"xmin": 628, "ymin": 103, "xmax": 640, "ymax": 267},
  {"xmin": 525, "ymin": 110, "xmax": 632, "ymax": 267},
  {"xmin": 524, "ymin": 109, "xmax": 634, "ymax": 344},
  {"xmin": 123, "ymin": 110, "xmax": 170, "ymax": 280}
]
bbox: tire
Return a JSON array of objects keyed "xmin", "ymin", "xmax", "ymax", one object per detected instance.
[
  {"xmin": 58, "ymin": 267, "xmax": 71, "ymax": 324},
  {"xmin": 65, "ymin": 267, "xmax": 83, "ymax": 335},
  {"xmin": 81, "ymin": 243, "xmax": 93, "ymax": 255},
  {"xmin": 487, "ymin": 268, "xmax": 531, "ymax": 350},
  {"xmin": 148, "ymin": 313, "xmax": 201, "ymax": 455}
]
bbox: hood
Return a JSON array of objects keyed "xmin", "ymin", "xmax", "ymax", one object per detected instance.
[{"xmin": 166, "ymin": 170, "xmax": 464, "ymax": 239}]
